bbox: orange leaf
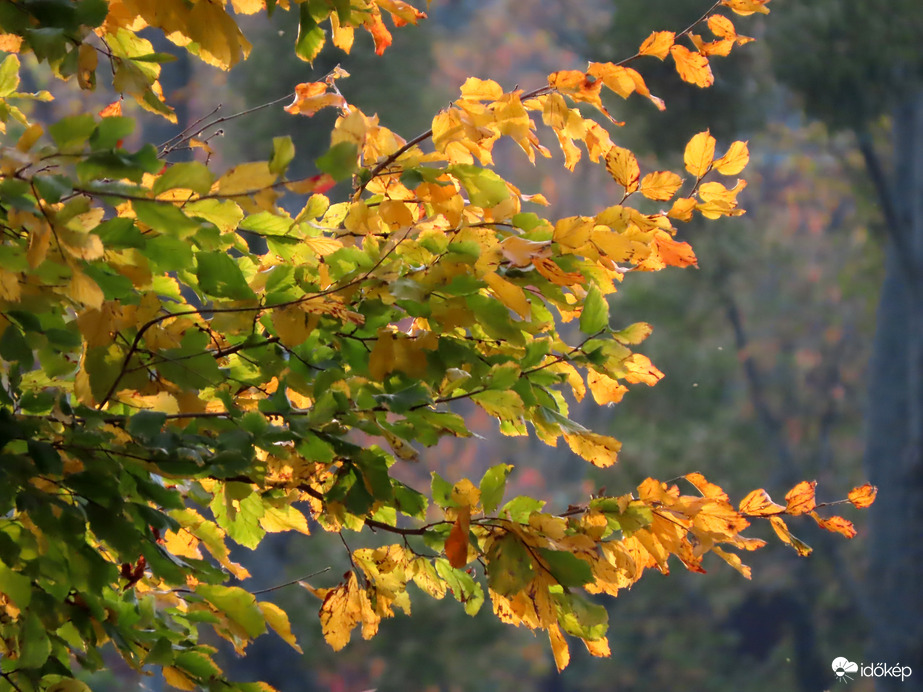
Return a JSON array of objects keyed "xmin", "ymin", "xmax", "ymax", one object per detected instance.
[
  {"xmin": 533, "ymin": 257, "xmax": 585, "ymax": 286},
  {"xmin": 670, "ymin": 44, "xmax": 714, "ymax": 88},
  {"xmin": 445, "ymin": 505, "xmax": 471, "ymax": 568},
  {"xmin": 684, "ymin": 472, "xmax": 729, "ymax": 502},
  {"xmin": 784, "ymin": 480, "xmax": 816, "ymax": 516},
  {"xmin": 284, "ymin": 82, "xmax": 347, "ymax": 117},
  {"xmin": 847, "ymin": 483, "xmax": 877, "ymax": 509},
  {"xmin": 366, "ymin": 12, "xmax": 393, "ymax": 55},
  {"xmin": 548, "ymin": 70, "xmax": 603, "ymax": 109},
  {"xmin": 640, "ymin": 171, "xmax": 683, "ymax": 201},
  {"xmin": 638, "ymin": 31, "xmax": 675, "ymax": 60},
  {"xmin": 769, "ymin": 516, "xmax": 812, "ymax": 556},
  {"xmin": 738, "ymin": 489, "xmax": 786, "ymax": 516},
  {"xmin": 810, "ymin": 512, "xmax": 857, "ymax": 539},
  {"xmin": 99, "ymin": 100, "xmax": 123, "ymax": 118},
  {"xmin": 683, "ymin": 130, "xmax": 716, "ymax": 177},
  {"xmin": 721, "ymin": 0, "xmax": 771, "ymax": 16},
  {"xmin": 667, "ymin": 197, "xmax": 697, "ymax": 222}
]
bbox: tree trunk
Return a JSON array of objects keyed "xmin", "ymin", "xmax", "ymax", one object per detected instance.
[{"xmin": 863, "ymin": 88, "xmax": 923, "ymax": 691}]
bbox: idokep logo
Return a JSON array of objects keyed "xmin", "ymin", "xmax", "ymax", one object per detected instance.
[
  {"xmin": 832, "ymin": 657, "xmax": 913, "ymax": 684},
  {"xmin": 832, "ymin": 658, "xmax": 859, "ymax": 682}
]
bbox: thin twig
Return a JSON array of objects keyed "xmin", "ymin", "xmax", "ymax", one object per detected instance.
[{"xmin": 251, "ymin": 568, "xmax": 331, "ymax": 595}]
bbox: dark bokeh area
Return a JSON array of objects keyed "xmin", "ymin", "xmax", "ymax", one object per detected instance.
[{"xmin": 70, "ymin": 1, "xmax": 921, "ymax": 690}]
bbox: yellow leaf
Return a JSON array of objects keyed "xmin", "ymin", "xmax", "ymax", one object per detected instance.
[
  {"xmin": 605, "ymin": 146, "xmax": 640, "ymax": 193},
  {"xmin": 548, "ymin": 623, "xmax": 571, "ymax": 672},
  {"xmin": 217, "ymin": 161, "xmax": 278, "ymax": 197},
  {"xmin": 638, "ymin": 31, "xmax": 675, "ymax": 60},
  {"xmin": 187, "ymin": 0, "xmax": 252, "ymax": 69},
  {"xmin": 271, "ymin": 305, "xmax": 313, "ymax": 348},
  {"xmin": 77, "ymin": 42, "xmax": 97, "ymax": 90},
  {"xmin": 620, "ymin": 353, "xmax": 664, "ymax": 385},
  {"xmin": 640, "ymin": 171, "xmax": 683, "ymax": 201},
  {"xmin": 585, "ymin": 636, "xmax": 611, "ymax": 658},
  {"xmin": 499, "ymin": 236, "xmax": 551, "ymax": 267},
  {"xmin": 0, "ymin": 269, "xmax": 21, "ymax": 302},
  {"xmin": 459, "ymin": 77, "xmax": 504, "ymax": 102},
  {"xmin": 708, "ymin": 14, "xmax": 754, "ymax": 44},
  {"xmin": 163, "ymin": 528, "xmax": 202, "ymax": 559},
  {"xmin": 713, "ymin": 140, "xmax": 749, "ymax": 175},
  {"xmin": 258, "ymin": 601, "xmax": 303, "ymax": 654},
  {"xmin": 284, "ymin": 82, "xmax": 347, "ymax": 117},
  {"xmin": 66, "ymin": 270, "xmax": 104, "ymax": 309},
  {"xmin": 587, "ymin": 62, "xmax": 665, "ymax": 110},
  {"xmin": 722, "ymin": 0, "xmax": 771, "ymax": 16},
  {"xmin": 483, "ymin": 271, "xmax": 530, "ymax": 320},
  {"xmin": 769, "ymin": 516, "xmax": 812, "ymax": 556},
  {"xmin": 230, "ymin": 0, "xmax": 265, "ymax": 13},
  {"xmin": 683, "ymin": 130, "xmax": 716, "ymax": 177},
  {"xmin": 259, "ymin": 504, "xmax": 310, "ymax": 535},
  {"xmin": 163, "ymin": 667, "xmax": 197, "ymax": 691},
  {"xmin": 563, "ymin": 430, "xmax": 621, "ymax": 467},
  {"xmin": 318, "ymin": 572, "xmax": 363, "ymax": 651},
  {"xmin": 586, "ymin": 370, "xmax": 628, "ymax": 406},
  {"xmin": 712, "ymin": 546, "xmax": 751, "ymax": 579},
  {"xmin": 670, "ymin": 44, "xmax": 714, "ymax": 88},
  {"xmin": 738, "ymin": 489, "xmax": 786, "ymax": 516}
]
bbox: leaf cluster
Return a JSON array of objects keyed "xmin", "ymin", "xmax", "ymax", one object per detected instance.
[{"xmin": 0, "ymin": 1, "xmax": 874, "ymax": 689}]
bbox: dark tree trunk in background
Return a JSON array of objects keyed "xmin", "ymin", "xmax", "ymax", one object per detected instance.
[{"xmin": 863, "ymin": 89, "xmax": 923, "ymax": 690}]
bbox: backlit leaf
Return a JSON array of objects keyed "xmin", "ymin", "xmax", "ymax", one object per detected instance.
[
  {"xmin": 684, "ymin": 130, "xmax": 716, "ymax": 177},
  {"xmin": 848, "ymin": 483, "xmax": 877, "ymax": 509},
  {"xmin": 638, "ymin": 31, "xmax": 675, "ymax": 59},
  {"xmin": 671, "ymin": 44, "xmax": 714, "ymax": 87}
]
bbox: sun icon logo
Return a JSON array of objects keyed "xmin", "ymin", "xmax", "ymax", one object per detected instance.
[{"xmin": 832, "ymin": 657, "xmax": 859, "ymax": 683}]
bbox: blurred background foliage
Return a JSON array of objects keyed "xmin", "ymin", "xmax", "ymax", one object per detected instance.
[{"xmin": 55, "ymin": 0, "xmax": 922, "ymax": 690}]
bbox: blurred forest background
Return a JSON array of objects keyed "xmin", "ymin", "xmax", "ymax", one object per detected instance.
[{"xmin": 32, "ymin": 0, "xmax": 923, "ymax": 690}]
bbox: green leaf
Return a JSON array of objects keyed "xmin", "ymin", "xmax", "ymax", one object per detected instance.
[
  {"xmin": 0, "ymin": 324, "xmax": 33, "ymax": 365},
  {"xmin": 536, "ymin": 548, "xmax": 594, "ymax": 587},
  {"xmin": 315, "ymin": 142, "xmax": 358, "ymax": 181},
  {"xmin": 0, "ymin": 563, "xmax": 32, "ymax": 609},
  {"xmin": 295, "ymin": 5, "xmax": 326, "ymax": 62},
  {"xmin": 552, "ymin": 590, "xmax": 609, "ymax": 640},
  {"xmin": 486, "ymin": 533, "xmax": 534, "ymax": 595},
  {"xmin": 48, "ymin": 114, "xmax": 96, "ymax": 152},
  {"xmin": 471, "ymin": 389, "xmax": 525, "ymax": 424},
  {"xmin": 579, "ymin": 285, "xmax": 608, "ymax": 334},
  {"xmin": 33, "ymin": 174, "xmax": 73, "ymax": 204},
  {"xmin": 127, "ymin": 410, "xmax": 166, "ymax": 442},
  {"xmin": 196, "ymin": 585, "xmax": 267, "ymax": 638},
  {"xmin": 435, "ymin": 559, "xmax": 484, "ymax": 616},
  {"xmin": 0, "ymin": 54, "xmax": 20, "ymax": 97},
  {"xmin": 76, "ymin": 145, "xmax": 162, "ymax": 183},
  {"xmin": 195, "ymin": 251, "xmax": 256, "ymax": 300},
  {"xmin": 431, "ymin": 472, "xmax": 454, "ymax": 509},
  {"xmin": 449, "ymin": 164, "xmax": 511, "ymax": 207},
  {"xmin": 479, "ymin": 463, "xmax": 513, "ymax": 514},
  {"xmin": 19, "ymin": 611, "xmax": 51, "ymax": 668},
  {"xmin": 153, "ymin": 162, "xmax": 214, "ymax": 196},
  {"xmin": 501, "ymin": 496, "xmax": 545, "ymax": 522},
  {"xmin": 89, "ymin": 116, "xmax": 135, "ymax": 150},
  {"xmin": 269, "ymin": 136, "xmax": 296, "ymax": 176}
]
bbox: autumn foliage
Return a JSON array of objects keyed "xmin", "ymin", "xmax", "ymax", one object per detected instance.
[{"xmin": 0, "ymin": 0, "xmax": 873, "ymax": 689}]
